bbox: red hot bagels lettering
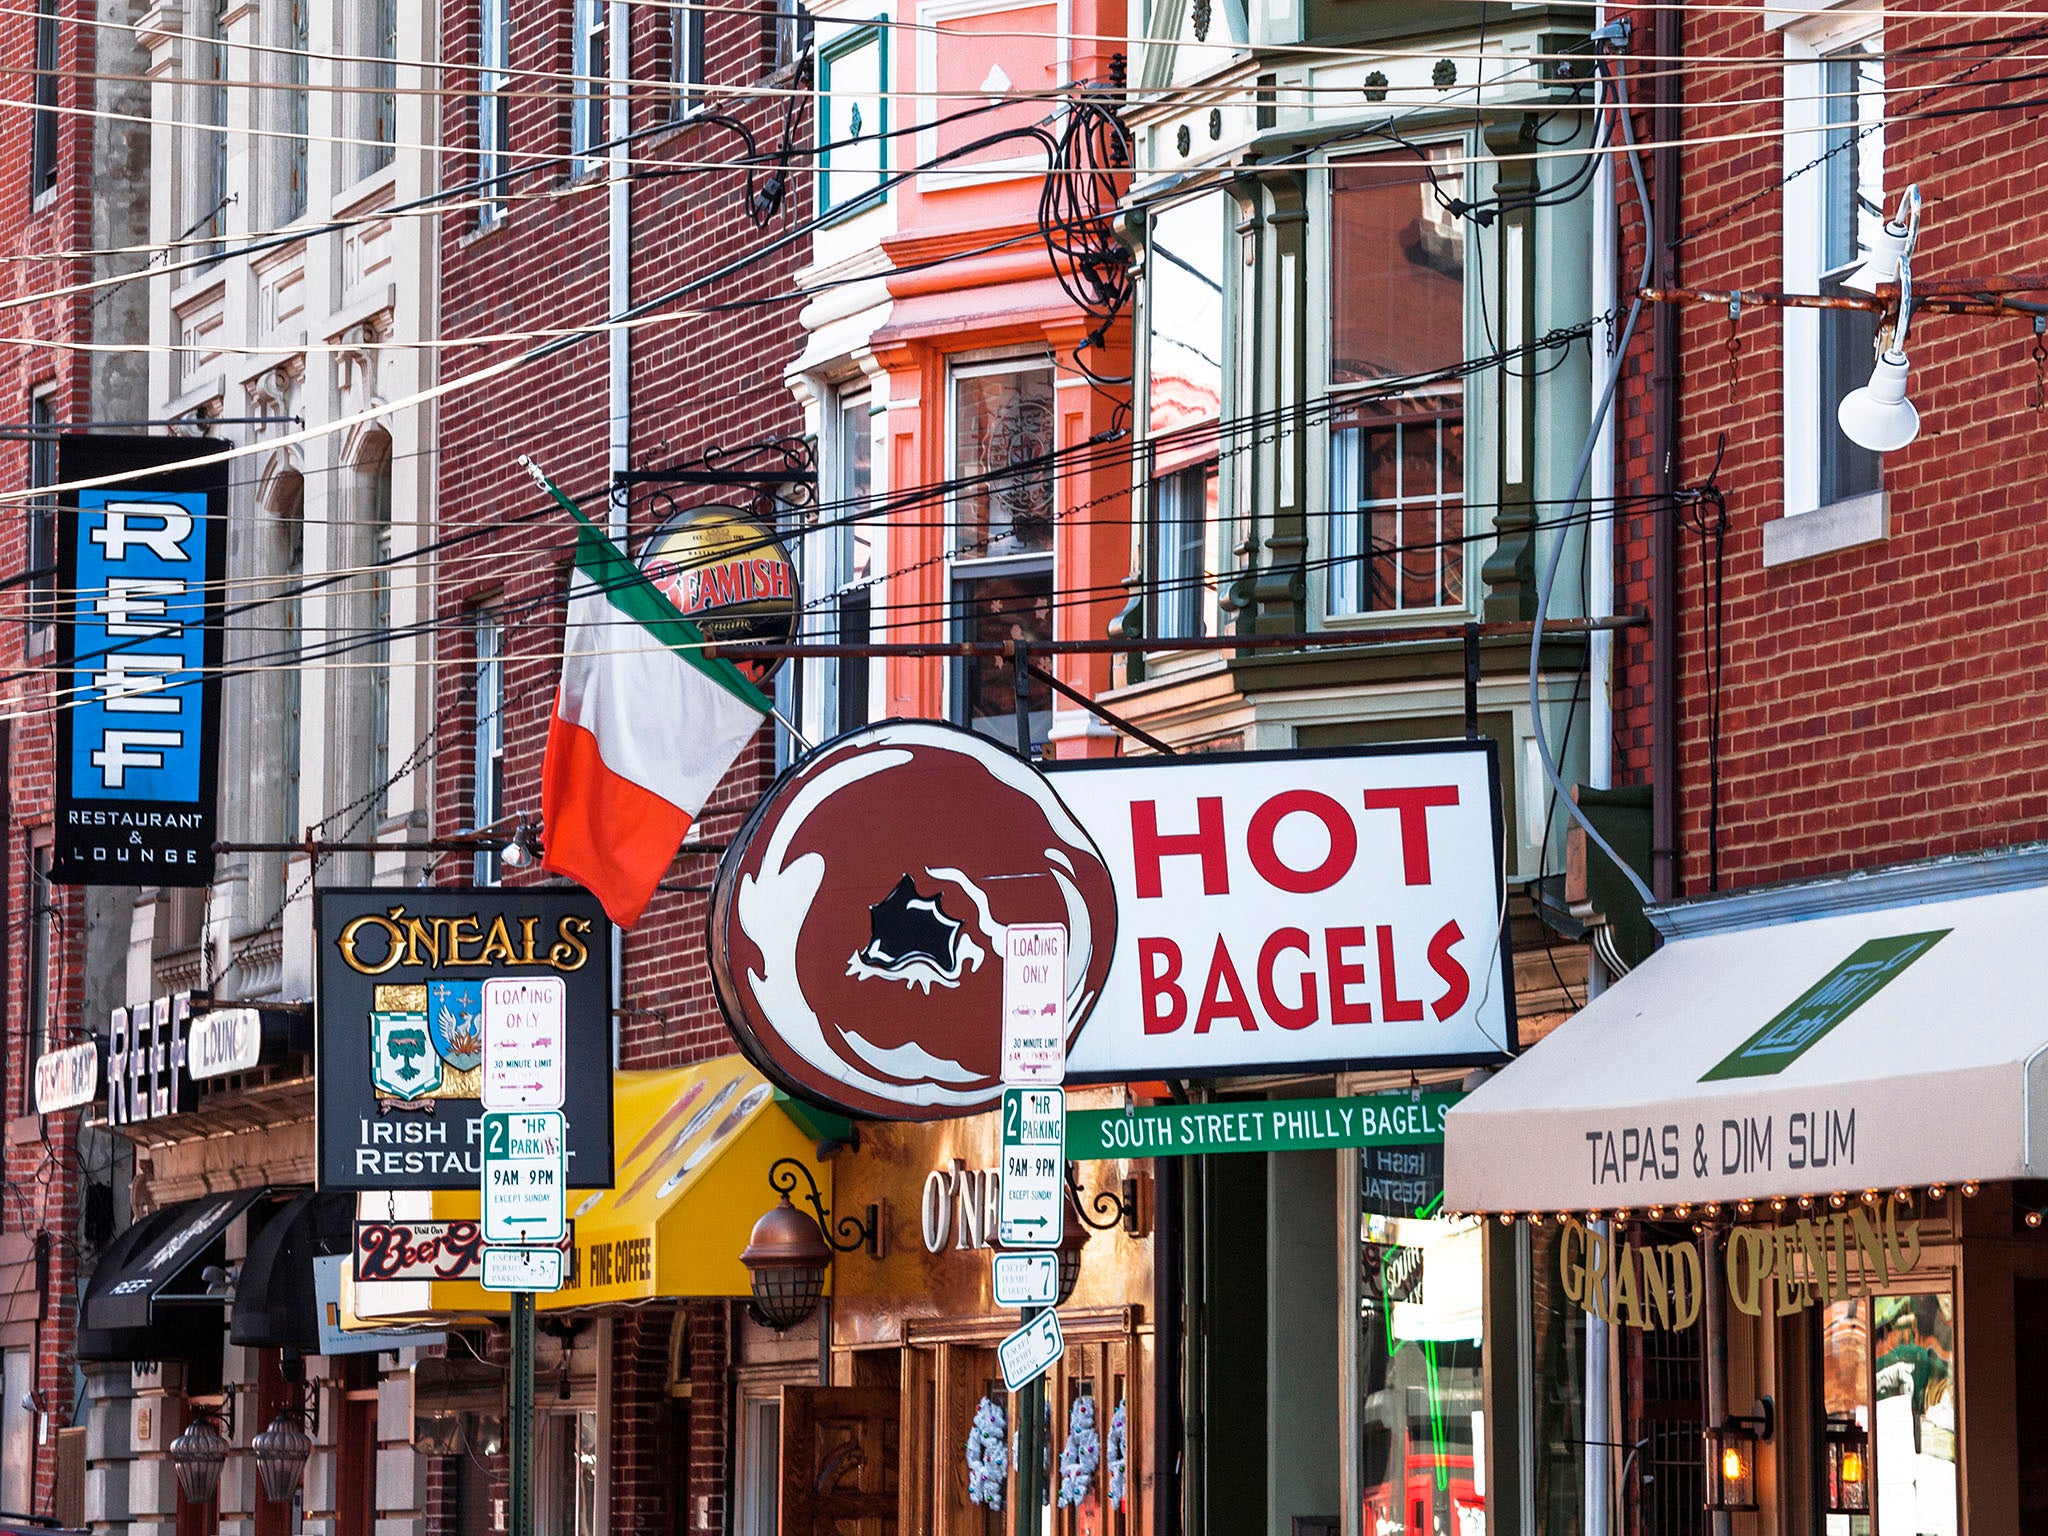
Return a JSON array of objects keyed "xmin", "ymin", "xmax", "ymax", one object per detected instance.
[{"xmin": 1124, "ymin": 787, "xmax": 1472, "ymax": 1036}]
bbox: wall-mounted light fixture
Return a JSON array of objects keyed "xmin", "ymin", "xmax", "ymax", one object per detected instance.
[
  {"xmin": 1702, "ymin": 1397, "xmax": 1773, "ymax": 1513},
  {"xmin": 1824, "ymin": 1413, "xmax": 1870, "ymax": 1515},
  {"xmin": 1839, "ymin": 185, "xmax": 1924, "ymax": 452},
  {"xmin": 739, "ymin": 1158, "xmax": 881, "ymax": 1331},
  {"xmin": 1064, "ymin": 1163, "xmax": 1143, "ymax": 1235},
  {"xmin": 169, "ymin": 1406, "xmax": 233, "ymax": 1505}
]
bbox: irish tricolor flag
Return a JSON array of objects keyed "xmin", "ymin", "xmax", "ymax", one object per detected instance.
[{"xmin": 533, "ymin": 468, "xmax": 771, "ymax": 927}]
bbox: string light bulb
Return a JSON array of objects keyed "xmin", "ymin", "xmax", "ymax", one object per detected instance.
[{"xmin": 1962, "ymin": 1181, "xmax": 1981, "ymax": 1198}]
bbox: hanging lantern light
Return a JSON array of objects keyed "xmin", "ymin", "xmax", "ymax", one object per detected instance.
[
  {"xmin": 169, "ymin": 1409, "xmax": 232, "ymax": 1505},
  {"xmin": 1054, "ymin": 1193, "xmax": 1090, "ymax": 1306},
  {"xmin": 740, "ymin": 1194, "xmax": 834, "ymax": 1331},
  {"xmin": 252, "ymin": 1408, "xmax": 315, "ymax": 1503}
]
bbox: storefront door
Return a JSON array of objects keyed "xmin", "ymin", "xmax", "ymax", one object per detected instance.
[{"xmin": 781, "ymin": 1386, "xmax": 900, "ymax": 1535}]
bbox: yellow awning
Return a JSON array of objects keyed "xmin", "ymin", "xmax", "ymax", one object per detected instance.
[{"xmin": 365, "ymin": 1055, "xmax": 828, "ymax": 1318}]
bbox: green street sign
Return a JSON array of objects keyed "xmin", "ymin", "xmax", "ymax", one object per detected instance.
[
  {"xmin": 1700, "ymin": 930, "xmax": 1948, "ymax": 1081},
  {"xmin": 1065, "ymin": 1091, "xmax": 1460, "ymax": 1160}
]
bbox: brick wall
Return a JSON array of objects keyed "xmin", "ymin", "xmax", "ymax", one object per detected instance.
[
  {"xmin": 435, "ymin": 0, "xmax": 807, "ymax": 1072},
  {"xmin": 1608, "ymin": 5, "xmax": 2048, "ymax": 894},
  {"xmin": 0, "ymin": 3, "xmax": 142, "ymax": 1521}
]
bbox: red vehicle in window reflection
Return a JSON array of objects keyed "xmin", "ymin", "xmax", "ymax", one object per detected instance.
[{"xmin": 1362, "ymin": 1452, "xmax": 1483, "ymax": 1536}]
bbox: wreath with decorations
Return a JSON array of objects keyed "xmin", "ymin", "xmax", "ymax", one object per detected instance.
[
  {"xmin": 1057, "ymin": 1396, "xmax": 1101, "ymax": 1507},
  {"xmin": 966, "ymin": 1396, "xmax": 1008, "ymax": 1510},
  {"xmin": 1107, "ymin": 1400, "xmax": 1128, "ymax": 1510}
]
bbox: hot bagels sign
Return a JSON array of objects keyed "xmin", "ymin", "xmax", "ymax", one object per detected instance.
[{"xmin": 709, "ymin": 722, "xmax": 1512, "ymax": 1119}]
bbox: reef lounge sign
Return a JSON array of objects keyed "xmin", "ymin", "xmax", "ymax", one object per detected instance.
[
  {"xmin": 315, "ymin": 889, "xmax": 615, "ymax": 1192},
  {"xmin": 1560, "ymin": 1196, "xmax": 1923, "ymax": 1331}
]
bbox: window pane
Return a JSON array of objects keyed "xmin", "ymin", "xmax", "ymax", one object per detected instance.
[
  {"xmin": 1873, "ymin": 1293, "xmax": 1957, "ymax": 1536},
  {"xmin": 1331, "ymin": 148, "xmax": 1465, "ymax": 388},
  {"xmin": 956, "ymin": 572, "xmax": 1052, "ymax": 744},
  {"xmin": 1152, "ymin": 461, "xmax": 1219, "ymax": 640},
  {"xmin": 743, "ymin": 1400, "xmax": 781, "ymax": 1536},
  {"xmin": 1148, "ymin": 193, "xmax": 1225, "ymax": 438},
  {"xmin": 1818, "ymin": 47, "xmax": 1883, "ymax": 505},
  {"xmin": 1360, "ymin": 1182, "xmax": 1485, "ymax": 1536},
  {"xmin": 1, "ymin": 1350, "xmax": 31, "ymax": 1514},
  {"xmin": 952, "ymin": 367, "xmax": 1055, "ymax": 559},
  {"xmin": 1329, "ymin": 395, "xmax": 1462, "ymax": 616}
]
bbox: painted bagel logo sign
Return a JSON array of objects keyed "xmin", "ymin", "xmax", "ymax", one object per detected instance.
[{"xmin": 711, "ymin": 724, "xmax": 1511, "ymax": 1119}]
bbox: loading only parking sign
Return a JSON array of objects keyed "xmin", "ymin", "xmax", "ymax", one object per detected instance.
[{"xmin": 481, "ymin": 1110, "xmax": 567, "ymax": 1244}]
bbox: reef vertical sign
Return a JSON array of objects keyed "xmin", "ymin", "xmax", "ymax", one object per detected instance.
[
  {"xmin": 315, "ymin": 889, "xmax": 615, "ymax": 1192},
  {"xmin": 53, "ymin": 435, "xmax": 228, "ymax": 886}
]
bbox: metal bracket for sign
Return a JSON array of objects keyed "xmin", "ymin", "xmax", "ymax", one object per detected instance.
[
  {"xmin": 610, "ymin": 437, "xmax": 819, "ymax": 518},
  {"xmin": 1020, "ymin": 655, "xmax": 1180, "ymax": 758},
  {"xmin": 1065, "ymin": 1162, "xmax": 1142, "ymax": 1234}
]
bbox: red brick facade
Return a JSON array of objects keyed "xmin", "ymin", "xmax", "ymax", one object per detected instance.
[
  {"xmin": 1608, "ymin": 7, "xmax": 2048, "ymax": 895},
  {"xmin": 0, "ymin": 3, "xmax": 144, "ymax": 1518},
  {"xmin": 434, "ymin": 1, "xmax": 813, "ymax": 1525}
]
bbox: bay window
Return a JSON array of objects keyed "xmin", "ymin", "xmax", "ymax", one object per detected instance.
[
  {"xmin": 948, "ymin": 360, "xmax": 1054, "ymax": 748},
  {"xmin": 1145, "ymin": 190, "xmax": 1227, "ymax": 641},
  {"xmin": 1325, "ymin": 146, "xmax": 1468, "ymax": 620}
]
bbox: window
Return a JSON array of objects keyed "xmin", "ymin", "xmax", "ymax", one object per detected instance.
[
  {"xmin": 771, "ymin": 0, "xmax": 814, "ymax": 76},
  {"xmin": 366, "ymin": 454, "xmax": 393, "ymax": 828},
  {"xmin": 30, "ymin": 0, "xmax": 58, "ymax": 199},
  {"xmin": 737, "ymin": 1395, "xmax": 781, "ymax": 1536},
  {"xmin": 196, "ymin": 0, "xmax": 230, "ymax": 255},
  {"xmin": 26, "ymin": 392, "xmax": 57, "ymax": 647},
  {"xmin": 275, "ymin": 480, "xmax": 305, "ymax": 850},
  {"xmin": 949, "ymin": 361, "xmax": 1054, "ymax": 748},
  {"xmin": 535, "ymin": 1409, "xmax": 599, "ymax": 1536},
  {"xmin": 354, "ymin": 0, "xmax": 399, "ymax": 181},
  {"xmin": 473, "ymin": 614, "xmax": 504, "ymax": 884},
  {"xmin": 0, "ymin": 1349, "xmax": 30, "ymax": 1514},
  {"xmin": 673, "ymin": 1, "xmax": 707, "ymax": 117},
  {"xmin": 1145, "ymin": 191, "xmax": 1227, "ymax": 641},
  {"xmin": 24, "ymin": 849, "xmax": 52, "ymax": 1116},
  {"xmin": 477, "ymin": 0, "xmax": 512, "ymax": 219},
  {"xmin": 283, "ymin": 0, "xmax": 309, "ymax": 220},
  {"xmin": 1151, "ymin": 463, "xmax": 1219, "ymax": 641},
  {"xmin": 1820, "ymin": 1289, "xmax": 1956, "ymax": 1535},
  {"xmin": 817, "ymin": 23, "xmax": 885, "ymax": 215},
  {"xmin": 1782, "ymin": 25, "xmax": 1883, "ymax": 520},
  {"xmin": 1326, "ymin": 146, "xmax": 1467, "ymax": 618},
  {"xmin": 571, "ymin": 0, "xmax": 607, "ymax": 173},
  {"xmin": 813, "ymin": 392, "xmax": 875, "ymax": 738}
]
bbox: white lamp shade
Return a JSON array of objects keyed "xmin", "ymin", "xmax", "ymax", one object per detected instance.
[
  {"xmin": 1840, "ymin": 223, "xmax": 1909, "ymax": 294},
  {"xmin": 1837, "ymin": 353, "xmax": 1920, "ymax": 452}
]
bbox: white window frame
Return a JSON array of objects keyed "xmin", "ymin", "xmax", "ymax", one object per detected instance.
[
  {"xmin": 735, "ymin": 1390, "xmax": 782, "ymax": 1536},
  {"xmin": 26, "ymin": 388, "xmax": 58, "ymax": 655},
  {"xmin": 0, "ymin": 1349, "xmax": 31, "ymax": 1514},
  {"xmin": 570, "ymin": 0, "xmax": 608, "ymax": 175},
  {"xmin": 945, "ymin": 355, "xmax": 1056, "ymax": 746},
  {"xmin": 473, "ymin": 613, "xmax": 504, "ymax": 885},
  {"xmin": 349, "ymin": 0, "xmax": 400, "ymax": 186},
  {"xmin": 29, "ymin": 0, "xmax": 58, "ymax": 204},
  {"xmin": 805, "ymin": 387, "xmax": 880, "ymax": 743},
  {"xmin": 673, "ymin": 0, "xmax": 707, "ymax": 118},
  {"xmin": 477, "ymin": 0, "xmax": 512, "ymax": 222},
  {"xmin": 1779, "ymin": 4, "xmax": 1885, "ymax": 522},
  {"xmin": 911, "ymin": 0, "xmax": 1072, "ymax": 191},
  {"xmin": 1314, "ymin": 137, "xmax": 1479, "ymax": 628}
]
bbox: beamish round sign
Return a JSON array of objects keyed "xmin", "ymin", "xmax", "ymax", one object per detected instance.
[
  {"xmin": 708, "ymin": 721, "xmax": 1119, "ymax": 1120},
  {"xmin": 637, "ymin": 504, "xmax": 800, "ymax": 684}
]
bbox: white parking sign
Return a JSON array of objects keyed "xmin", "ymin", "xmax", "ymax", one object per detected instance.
[{"xmin": 481, "ymin": 1110, "xmax": 567, "ymax": 1244}]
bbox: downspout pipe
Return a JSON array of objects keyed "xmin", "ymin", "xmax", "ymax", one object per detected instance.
[
  {"xmin": 607, "ymin": 0, "xmax": 631, "ymax": 539},
  {"xmin": 1650, "ymin": 3, "xmax": 1682, "ymax": 902}
]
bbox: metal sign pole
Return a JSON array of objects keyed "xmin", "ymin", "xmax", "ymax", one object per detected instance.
[
  {"xmin": 509, "ymin": 1289, "xmax": 536, "ymax": 1536},
  {"xmin": 1014, "ymin": 1305, "xmax": 1044, "ymax": 1536}
]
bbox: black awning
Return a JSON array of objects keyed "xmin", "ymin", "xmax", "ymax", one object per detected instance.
[
  {"xmin": 230, "ymin": 1190, "xmax": 351, "ymax": 1351},
  {"xmin": 77, "ymin": 1189, "xmax": 267, "ymax": 1361}
]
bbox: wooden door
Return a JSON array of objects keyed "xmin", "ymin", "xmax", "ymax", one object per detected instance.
[{"xmin": 781, "ymin": 1386, "xmax": 901, "ymax": 1536}]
